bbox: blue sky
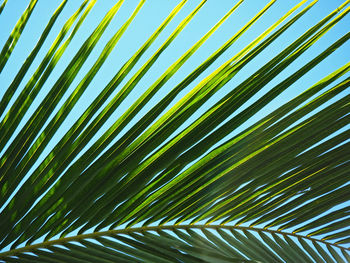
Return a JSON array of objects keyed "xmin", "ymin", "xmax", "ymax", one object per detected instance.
[{"xmin": 0, "ymin": 0, "xmax": 349, "ymax": 259}]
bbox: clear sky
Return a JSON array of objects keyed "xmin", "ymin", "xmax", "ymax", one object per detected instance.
[{"xmin": 0, "ymin": 0, "xmax": 349, "ymax": 259}]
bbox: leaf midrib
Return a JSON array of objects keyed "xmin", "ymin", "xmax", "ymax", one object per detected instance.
[{"xmin": 1, "ymin": 224, "xmax": 348, "ymax": 258}]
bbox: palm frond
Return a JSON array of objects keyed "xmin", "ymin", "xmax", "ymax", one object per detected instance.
[{"xmin": 0, "ymin": 0, "xmax": 349, "ymax": 262}]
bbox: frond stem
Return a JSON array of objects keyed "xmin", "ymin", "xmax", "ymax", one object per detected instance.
[{"xmin": 0, "ymin": 224, "xmax": 348, "ymax": 258}]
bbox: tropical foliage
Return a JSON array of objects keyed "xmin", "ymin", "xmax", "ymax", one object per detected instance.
[{"xmin": 0, "ymin": 0, "xmax": 349, "ymax": 262}]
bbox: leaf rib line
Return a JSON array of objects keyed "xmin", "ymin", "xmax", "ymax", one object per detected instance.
[{"xmin": 0, "ymin": 224, "xmax": 348, "ymax": 258}]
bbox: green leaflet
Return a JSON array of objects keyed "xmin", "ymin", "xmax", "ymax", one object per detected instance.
[
  {"xmin": 0, "ymin": 0, "xmax": 94, "ymax": 224},
  {"xmin": 63, "ymin": 0, "xmax": 313, "ymax": 232},
  {"xmin": 0, "ymin": 0, "xmax": 8, "ymax": 15},
  {"xmin": 0, "ymin": 0, "xmax": 120, "ymax": 188},
  {"xmin": 5, "ymin": 0, "xmax": 142, "ymax": 216},
  {"xmin": 0, "ymin": 0, "xmax": 91, "ymax": 155},
  {"xmin": 0, "ymin": 0, "xmax": 68, "ymax": 117},
  {"xmin": 0, "ymin": 0, "xmax": 189, "ymax": 234},
  {"xmin": 0, "ymin": 0, "xmax": 38, "ymax": 73}
]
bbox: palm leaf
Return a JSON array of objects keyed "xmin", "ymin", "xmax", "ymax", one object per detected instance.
[{"xmin": 0, "ymin": 0, "xmax": 349, "ymax": 262}]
